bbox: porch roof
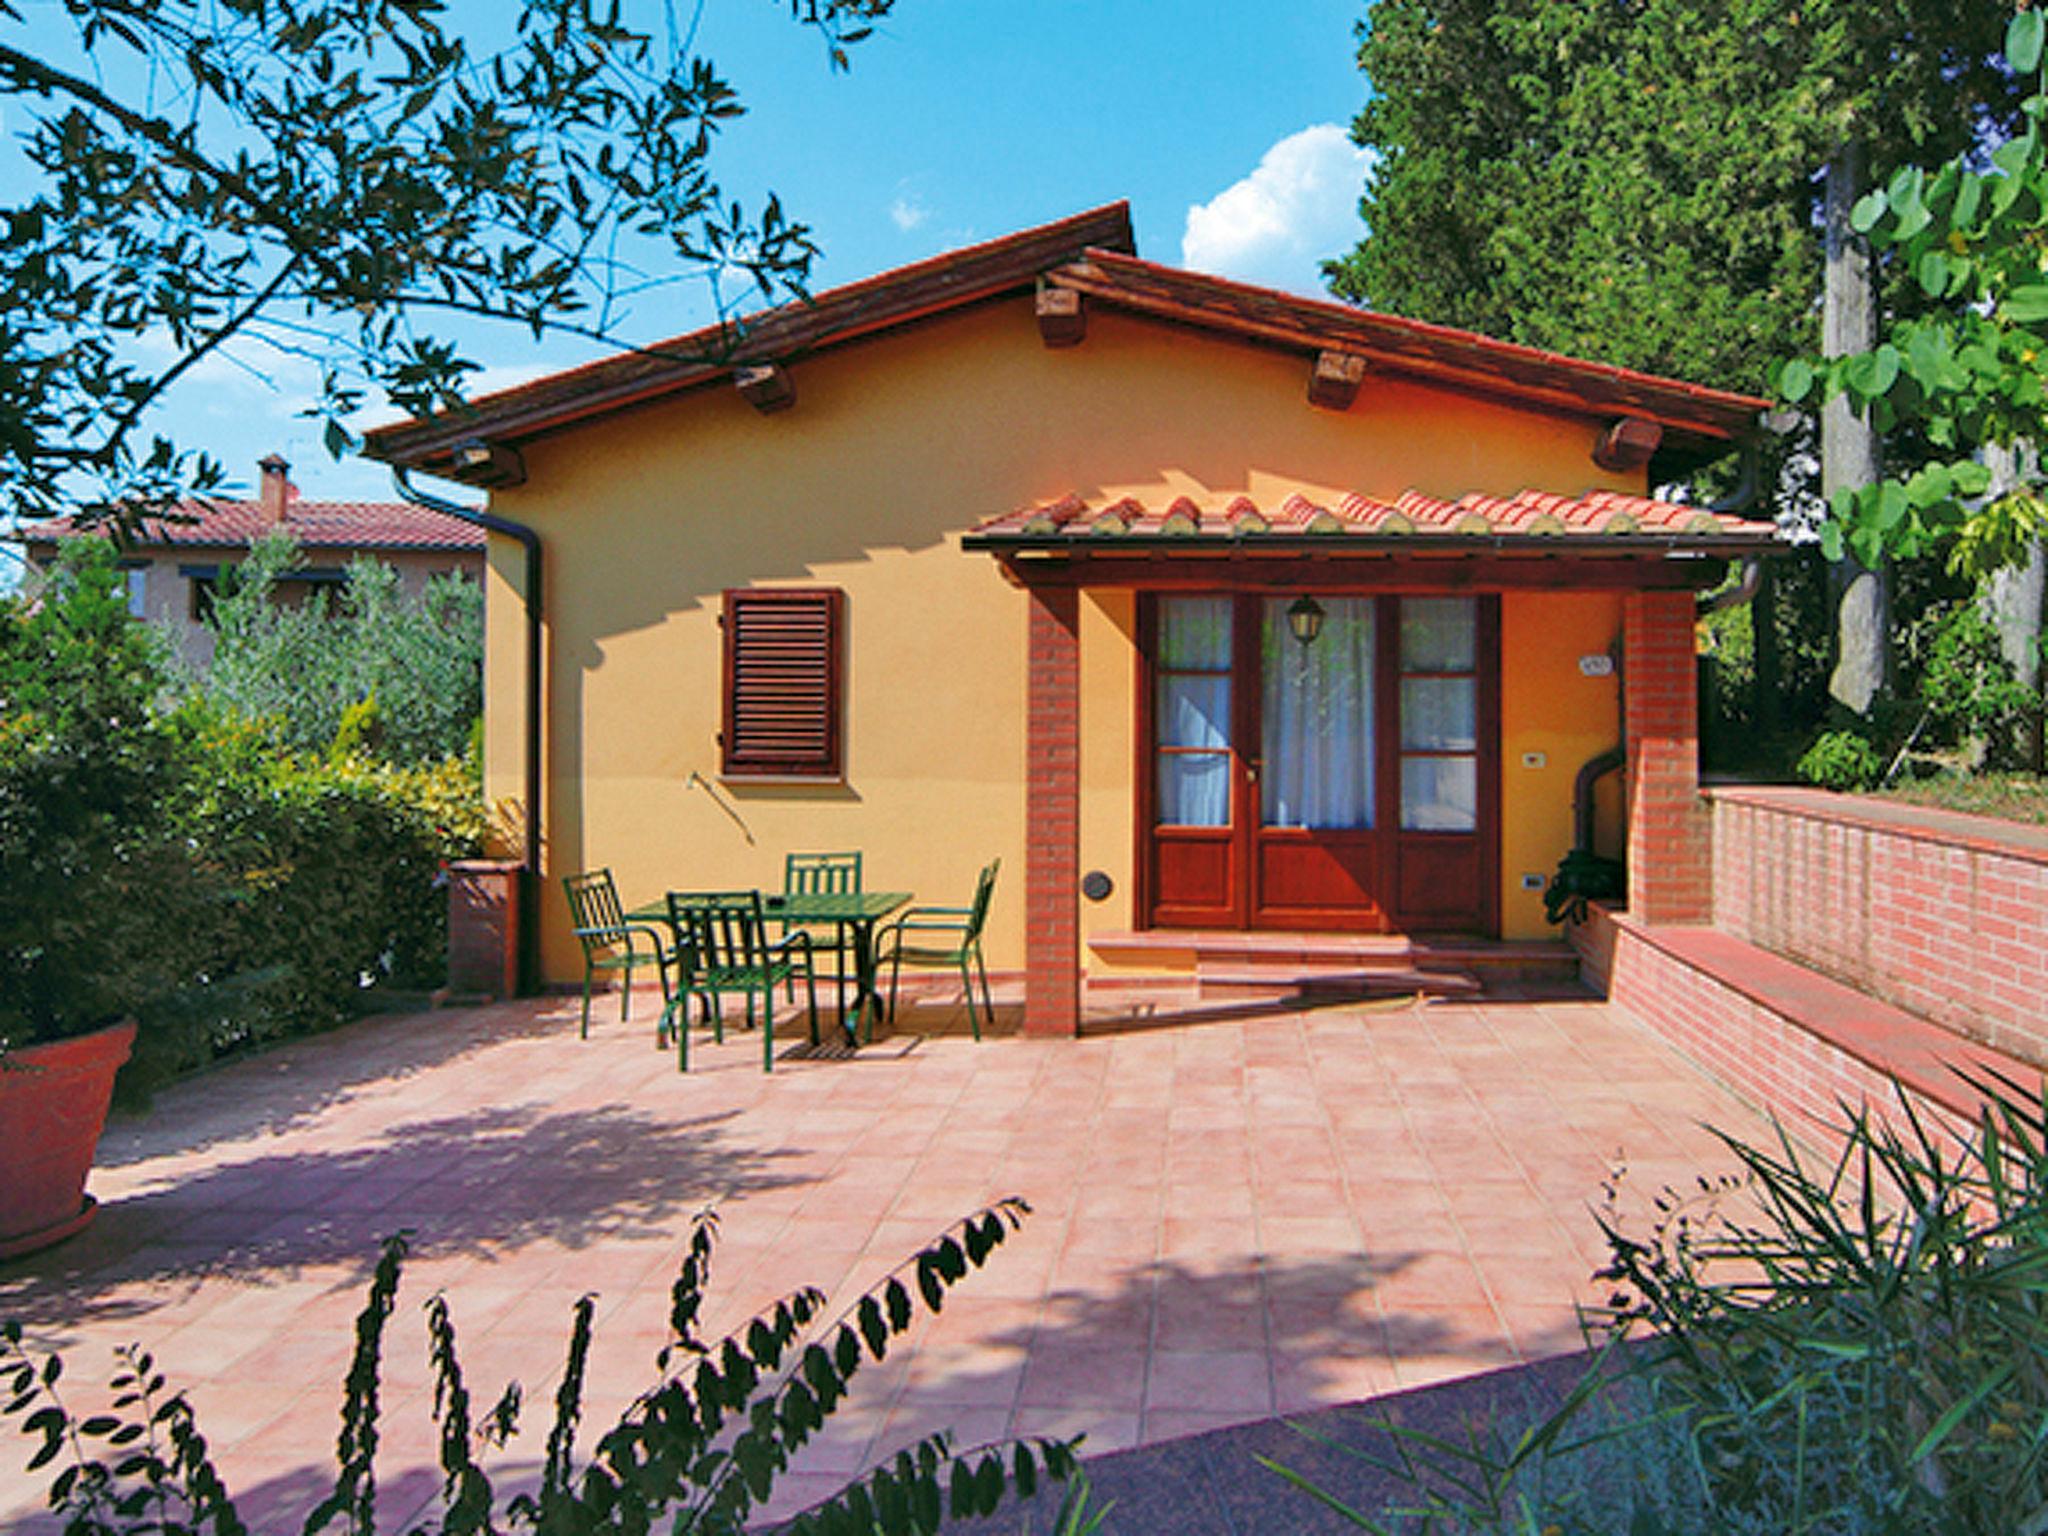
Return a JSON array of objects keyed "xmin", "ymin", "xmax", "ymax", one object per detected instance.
[{"xmin": 963, "ymin": 486, "xmax": 1779, "ymax": 555}]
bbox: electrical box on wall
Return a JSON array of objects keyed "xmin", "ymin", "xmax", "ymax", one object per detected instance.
[{"xmin": 1520, "ymin": 873, "xmax": 1547, "ymax": 891}]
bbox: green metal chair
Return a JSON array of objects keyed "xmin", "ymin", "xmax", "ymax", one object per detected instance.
[
  {"xmin": 877, "ymin": 859, "xmax": 999, "ymax": 1041},
  {"xmin": 662, "ymin": 890, "xmax": 818, "ymax": 1072},
  {"xmin": 783, "ymin": 851, "xmax": 862, "ymax": 1010},
  {"xmin": 562, "ymin": 869, "xmax": 678, "ymax": 1039}
]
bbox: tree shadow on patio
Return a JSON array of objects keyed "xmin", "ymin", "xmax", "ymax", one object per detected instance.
[
  {"xmin": 93, "ymin": 997, "xmax": 595, "ymax": 1169},
  {"xmin": 0, "ymin": 1100, "xmax": 811, "ymax": 1333}
]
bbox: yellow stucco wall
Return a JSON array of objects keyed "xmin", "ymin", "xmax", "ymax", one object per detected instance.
[
  {"xmin": 479, "ymin": 299, "xmax": 1652, "ymax": 981},
  {"xmin": 1499, "ymin": 591, "xmax": 1626, "ymax": 937}
]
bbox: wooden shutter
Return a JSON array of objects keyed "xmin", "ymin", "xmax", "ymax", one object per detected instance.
[{"xmin": 721, "ymin": 587, "xmax": 844, "ymax": 778}]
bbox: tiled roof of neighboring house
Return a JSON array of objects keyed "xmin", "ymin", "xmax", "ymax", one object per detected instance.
[
  {"xmin": 964, "ymin": 487, "xmax": 1777, "ymax": 551},
  {"xmin": 362, "ymin": 203, "xmax": 1770, "ymax": 486},
  {"xmin": 23, "ymin": 499, "xmax": 484, "ymax": 553}
]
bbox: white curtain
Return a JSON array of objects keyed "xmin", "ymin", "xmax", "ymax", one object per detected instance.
[
  {"xmin": 1398, "ymin": 596, "xmax": 1478, "ymax": 831},
  {"xmin": 1262, "ymin": 597, "xmax": 1375, "ymax": 829},
  {"xmin": 1158, "ymin": 597, "xmax": 1233, "ymax": 827}
]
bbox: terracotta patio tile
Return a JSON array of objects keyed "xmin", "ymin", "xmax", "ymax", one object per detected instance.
[
  {"xmin": 1144, "ymin": 1348, "xmax": 1273, "ymax": 1415},
  {"xmin": 1008, "ymin": 1405, "xmax": 1142, "ymax": 1456},
  {"xmin": 0, "ymin": 987, "xmax": 1784, "ymax": 1514},
  {"xmin": 1016, "ymin": 1344, "xmax": 1149, "ymax": 1412}
]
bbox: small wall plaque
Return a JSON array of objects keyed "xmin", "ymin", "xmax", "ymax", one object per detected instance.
[
  {"xmin": 1080, "ymin": 870, "xmax": 1114, "ymax": 902},
  {"xmin": 1578, "ymin": 654, "xmax": 1615, "ymax": 678}
]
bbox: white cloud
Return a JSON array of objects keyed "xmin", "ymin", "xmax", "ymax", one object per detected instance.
[
  {"xmin": 1181, "ymin": 125, "xmax": 1374, "ymax": 298},
  {"xmin": 889, "ymin": 194, "xmax": 929, "ymax": 233}
]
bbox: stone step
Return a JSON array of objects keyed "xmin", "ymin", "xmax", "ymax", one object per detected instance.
[{"xmin": 1195, "ymin": 965, "xmax": 1481, "ymax": 1003}]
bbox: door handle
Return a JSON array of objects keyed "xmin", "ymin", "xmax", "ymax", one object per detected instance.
[{"xmin": 1246, "ymin": 760, "xmax": 1260, "ymax": 783}]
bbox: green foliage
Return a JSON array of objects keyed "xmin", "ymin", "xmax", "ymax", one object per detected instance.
[
  {"xmin": 0, "ymin": 539, "xmax": 485, "ymax": 1091},
  {"xmin": 3, "ymin": 1205, "xmax": 1079, "ymax": 1535},
  {"xmin": 1272, "ymin": 1073, "xmax": 2048, "ymax": 1533},
  {"xmin": 1700, "ymin": 552, "xmax": 1842, "ymax": 776},
  {"xmin": 1917, "ymin": 602, "xmax": 2044, "ymax": 768},
  {"xmin": 0, "ymin": 541, "xmax": 216, "ymax": 1050},
  {"xmin": 1332, "ymin": 0, "xmax": 2014, "ymax": 395},
  {"xmin": 1795, "ymin": 728, "xmax": 1884, "ymax": 791},
  {"xmin": 198, "ymin": 531, "xmax": 482, "ymax": 764},
  {"xmin": 1785, "ymin": 15, "xmax": 2048, "ymax": 578},
  {"xmin": 1543, "ymin": 848, "xmax": 1624, "ymax": 926},
  {"xmin": 0, "ymin": 0, "xmax": 896, "ymax": 529}
]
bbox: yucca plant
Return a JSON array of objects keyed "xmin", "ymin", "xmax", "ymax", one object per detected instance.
[
  {"xmin": 1267, "ymin": 1068, "xmax": 2048, "ymax": 1534},
  {"xmin": 4, "ymin": 1201, "xmax": 1078, "ymax": 1535}
]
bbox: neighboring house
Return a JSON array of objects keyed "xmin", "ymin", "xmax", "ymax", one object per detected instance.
[
  {"xmin": 17, "ymin": 454, "xmax": 484, "ymax": 667},
  {"xmin": 363, "ymin": 203, "xmax": 1777, "ymax": 1032}
]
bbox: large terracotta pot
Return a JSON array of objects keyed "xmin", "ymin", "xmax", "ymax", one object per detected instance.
[{"xmin": 0, "ymin": 1019, "xmax": 135, "ymax": 1259}]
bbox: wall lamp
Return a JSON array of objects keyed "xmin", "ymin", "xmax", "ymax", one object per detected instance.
[{"xmin": 1286, "ymin": 594, "xmax": 1326, "ymax": 647}]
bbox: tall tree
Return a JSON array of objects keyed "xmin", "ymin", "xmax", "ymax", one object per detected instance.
[
  {"xmin": 0, "ymin": 0, "xmax": 893, "ymax": 530},
  {"xmin": 1329, "ymin": 1, "xmax": 2015, "ymax": 396}
]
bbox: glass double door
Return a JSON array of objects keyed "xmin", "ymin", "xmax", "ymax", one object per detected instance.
[{"xmin": 1145, "ymin": 591, "xmax": 1496, "ymax": 933}]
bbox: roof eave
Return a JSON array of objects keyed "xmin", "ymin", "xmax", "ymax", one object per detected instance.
[
  {"xmin": 363, "ymin": 202, "xmax": 1139, "ymax": 480},
  {"xmin": 961, "ymin": 532, "xmax": 1784, "ymax": 556}
]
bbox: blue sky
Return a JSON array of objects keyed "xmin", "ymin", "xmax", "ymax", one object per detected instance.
[{"xmin": 66, "ymin": 2, "xmax": 1379, "ymax": 507}]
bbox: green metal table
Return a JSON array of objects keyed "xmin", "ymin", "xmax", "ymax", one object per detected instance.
[{"xmin": 631, "ymin": 889, "xmax": 911, "ymax": 1046}]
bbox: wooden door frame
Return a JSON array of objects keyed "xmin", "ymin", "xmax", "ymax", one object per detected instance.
[{"xmin": 1135, "ymin": 587, "xmax": 1501, "ymax": 937}]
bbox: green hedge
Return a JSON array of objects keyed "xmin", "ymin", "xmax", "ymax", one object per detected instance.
[{"xmin": 1, "ymin": 543, "xmax": 486, "ymax": 1104}]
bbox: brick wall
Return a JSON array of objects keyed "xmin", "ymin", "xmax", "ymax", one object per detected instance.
[
  {"xmin": 1623, "ymin": 591, "xmax": 1710, "ymax": 924},
  {"xmin": 1711, "ymin": 787, "xmax": 2048, "ymax": 1067},
  {"xmin": 1024, "ymin": 586, "xmax": 1081, "ymax": 1036},
  {"xmin": 1607, "ymin": 915, "xmax": 1972, "ymax": 1152}
]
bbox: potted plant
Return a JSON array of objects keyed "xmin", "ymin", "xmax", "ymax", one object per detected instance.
[{"xmin": 0, "ymin": 543, "xmax": 208, "ymax": 1256}]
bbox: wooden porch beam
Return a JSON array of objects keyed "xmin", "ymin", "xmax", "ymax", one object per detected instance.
[
  {"xmin": 735, "ymin": 364, "xmax": 796, "ymax": 414},
  {"xmin": 992, "ymin": 552, "xmax": 1725, "ymax": 593}
]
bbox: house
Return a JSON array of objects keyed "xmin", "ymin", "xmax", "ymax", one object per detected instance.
[
  {"xmin": 17, "ymin": 454, "xmax": 485, "ymax": 667},
  {"xmin": 362, "ymin": 203, "xmax": 1775, "ymax": 1032}
]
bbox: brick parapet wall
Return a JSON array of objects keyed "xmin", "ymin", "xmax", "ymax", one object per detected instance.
[
  {"xmin": 1023, "ymin": 586, "xmax": 1081, "ymax": 1037},
  {"xmin": 1606, "ymin": 913, "xmax": 1973, "ymax": 1153},
  {"xmin": 1623, "ymin": 591, "xmax": 1710, "ymax": 925},
  {"xmin": 1709, "ymin": 787, "xmax": 2048, "ymax": 1068}
]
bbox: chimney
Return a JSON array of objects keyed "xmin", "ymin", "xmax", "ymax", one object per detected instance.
[{"xmin": 257, "ymin": 453, "xmax": 294, "ymax": 525}]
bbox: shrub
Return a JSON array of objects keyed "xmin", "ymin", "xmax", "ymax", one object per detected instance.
[
  {"xmin": 198, "ymin": 531, "xmax": 482, "ymax": 765},
  {"xmin": 0, "ymin": 541, "xmax": 488, "ymax": 1100},
  {"xmin": 1918, "ymin": 601, "xmax": 2042, "ymax": 768},
  {"xmin": 4, "ymin": 1206, "xmax": 1081, "ymax": 1536},
  {"xmin": 0, "ymin": 543, "xmax": 221, "ymax": 1052},
  {"xmin": 1795, "ymin": 727, "xmax": 1884, "ymax": 791},
  {"xmin": 1271, "ymin": 1072, "xmax": 2048, "ymax": 1533}
]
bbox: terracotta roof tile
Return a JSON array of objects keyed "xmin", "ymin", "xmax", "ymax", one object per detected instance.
[
  {"xmin": 362, "ymin": 203, "xmax": 1764, "ymax": 487},
  {"xmin": 24, "ymin": 499, "xmax": 484, "ymax": 552},
  {"xmin": 965, "ymin": 487, "xmax": 1776, "ymax": 550}
]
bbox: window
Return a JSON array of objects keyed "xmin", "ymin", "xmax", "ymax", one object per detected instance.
[
  {"xmin": 720, "ymin": 587, "xmax": 844, "ymax": 779},
  {"xmin": 120, "ymin": 564, "xmax": 147, "ymax": 618},
  {"xmin": 181, "ymin": 564, "xmax": 221, "ymax": 622}
]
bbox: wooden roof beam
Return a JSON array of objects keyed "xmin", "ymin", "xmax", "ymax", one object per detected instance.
[
  {"xmin": 1036, "ymin": 286, "xmax": 1086, "ymax": 347},
  {"xmin": 1307, "ymin": 350, "xmax": 1369, "ymax": 411},
  {"xmin": 1593, "ymin": 415, "xmax": 1663, "ymax": 471},
  {"xmin": 735, "ymin": 364, "xmax": 796, "ymax": 415}
]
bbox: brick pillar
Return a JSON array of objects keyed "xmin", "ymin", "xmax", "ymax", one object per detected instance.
[
  {"xmin": 1024, "ymin": 584, "xmax": 1082, "ymax": 1036},
  {"xmin": 1624, "ymin": 590, "xmax": 1710, "ymax": 925},
  {"xmin": 447, "ymin": 859, "xmax": 524, "ymax": 998}
]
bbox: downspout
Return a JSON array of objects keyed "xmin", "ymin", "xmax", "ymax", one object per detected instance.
[
  {"xmin": 392, "ymin": 464, "xmax": 544, "ymax": 994},
  {"xmin": 1554, "ymin": 433, "xmax": 1767, "ymax": 922}
]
